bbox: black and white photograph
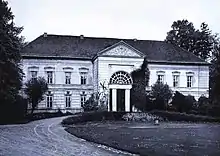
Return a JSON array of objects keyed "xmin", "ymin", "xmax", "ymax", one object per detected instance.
[{"xmin": 0, "ymin": 0, "xmax": 220, "ymax": 155}]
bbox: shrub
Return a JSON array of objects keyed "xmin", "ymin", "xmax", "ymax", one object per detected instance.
[
  {"xmin": 82, "ymin": 93, "xmax": 99, "ymax": 112},
  {"xmin": 150, "ymin": 110, "xmax": 220, "ymax": 123},
  {"xmin": 62, "ymin": 111, "xmax": 126, "ymax": 125},
  {"xmin": 151, "ymin": 82, "xmax": 172, "ymax": 110},
  {"xmin": 197, "ymin": 95, "xmax": 210, "ymax": 115},
  {"xmin": 130, "ymin": 59, "xmax": 150, "ymax": 111},
  {"xmin": 122, "ymin": 113, "xmax": 164, "ymax": 122},
  {"xmin": 171, "ymin": 91, "xmax": 196, "ymax": 113}
]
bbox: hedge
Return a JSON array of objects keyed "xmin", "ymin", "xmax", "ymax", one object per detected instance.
[
  {"xmin": 150, "ymin": 110, "xmax": 220, "ymax": 123},
  {"xmin": 62, "ymin": 111, "xmax": 126, "ymax": 125}
]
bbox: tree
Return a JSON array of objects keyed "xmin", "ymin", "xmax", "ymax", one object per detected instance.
[
  {"xmin": 150, "ymin": 81, "xmax": 172, "ymax": 110},
  {"xmin": 0, "ymin": 0, "xmax": 24, "ymax": 108},
  {"xmin": 130, "ymin": 58, "xmax": 150, "ymax": 111},
  {"xmin": 165, "ymin": 19, "xmax": 216, "ymax": 60},
  {"xmin": 24, "ymin": 77, "xmax": 48, "ymax": 114}
]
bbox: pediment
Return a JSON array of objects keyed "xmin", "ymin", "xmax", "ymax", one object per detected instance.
[{"xmin": 98, "ymin": 41, "xmax": 145, "ymax": 58}]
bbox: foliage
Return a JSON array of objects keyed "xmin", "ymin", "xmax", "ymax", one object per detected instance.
[
  {"xmin": 82, "ymin": 93, "xmax": 99, "ymax": 112},
  {"xmin": 0, "ymin": 95, "xmax": 28, "ymax": 123},
  {"xmin": 130, "ymin": 58, "xmax": 150, "ymax": 111},
  {"xmin": 150, "ymin": 81, "xmax": 173, "ymax": 110},
  {"xmin": 62, "ymin": 111, "xmax": 127, "ymax": 125},
  {"xmin": 165, "ymin": 19, "xmax": 217, "ymax": 60},
  {"xmin": 0, "ymin": 0, "xmax": 25, "ymax": 108},
  {"xmin": 122, "ymin": 113, "xmax": 163, "ymax": 122},
  {"xmin": 150, "ymin": 110, "xmax": 220, "ymax": 122},
  {"xmin": 24, "ymin": 77, "xmax": 48, "ymax": 114},
  {"xmin": 197, "ymin": 95, "xmax": 210, "ymax": 115},
  {"xmin": 210, "ymin": 45, "xmax": 220, "ymax": 103},
  {"xmin": 171, "ymin": 91, "xmax": 196, "ymax": 113}
]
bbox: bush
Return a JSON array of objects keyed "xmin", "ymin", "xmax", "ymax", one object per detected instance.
[
  {"xmin": 82, "ymin": 94, "xmax": 99, "ymax": 112},
  {"xmin": 150, "ymin": 110, "xmax": 220, "ymax": 123},
  {"xmin": 197, "ymin": 95, "xmax": 210, "ymax": 115},
  {"xmin": 151, "ymin": 82, "xmax": 173, "ymax": 110},
  {"xmin": 171, "ymin": 91, "xmax": 196, "ymax": 113},
  {"xmin": 122, "ymin": 113, "xmax": 164, "ymax": 122},
  {"xmin": 62, "ymin": 111, "xmax": 126, "ymax": 125},
  {"xmin": 0, "ymin": 95, "xmax": 28, "ymax": 124}
]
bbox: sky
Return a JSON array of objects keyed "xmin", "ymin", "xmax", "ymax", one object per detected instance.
[{"xmin": 7, "ymin": 0, "xmax": 220, "ymax": 42}]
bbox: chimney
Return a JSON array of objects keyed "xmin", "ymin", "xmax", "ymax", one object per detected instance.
[
  {"xmin": 43, "ymin": 32, "xmax": 47, "ymax": 37},
  {"xmin": 80, "ymin": 35, "xmax": 84, "ymax": 39}
]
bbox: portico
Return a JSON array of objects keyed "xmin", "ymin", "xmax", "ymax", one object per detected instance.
[{"xmin": 108, "ymin": 71, "xmax": 132, "ymax": 112}]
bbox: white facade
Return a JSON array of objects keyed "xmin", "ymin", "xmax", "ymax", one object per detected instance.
[{"xmin": 21, "ymin": 41, "xmax": 209, "ymax": 113}]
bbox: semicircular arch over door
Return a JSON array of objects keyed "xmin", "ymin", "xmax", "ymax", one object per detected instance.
[{"xmin": 109, "ymin": 71, "xmax": 132, "ymax": 112}]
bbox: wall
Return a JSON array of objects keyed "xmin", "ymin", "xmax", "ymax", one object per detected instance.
[
  {"xmin": 148, "ymin": 63, "xmax": 209, "ymax": 100},
  {"xmin": 96, "ymin": 56, "xmax": 144, "ymax": 92},
  {"xmin": 22, "ymin": 58, "xmax": 93, "ymax": 112}
]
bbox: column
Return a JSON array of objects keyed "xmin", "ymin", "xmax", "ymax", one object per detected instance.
[
  {"xmin": 112, "ymin": 89, "xmax": 117, "ymax": 112},
  {"xmin": 125, "ymin": 89, "xmax": 130, "ymax": 112}
]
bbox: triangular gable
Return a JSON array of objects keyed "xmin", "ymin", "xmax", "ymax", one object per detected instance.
[{"xmin": 97, "ymin": 41, "xmax": 145, "ymax": 58}]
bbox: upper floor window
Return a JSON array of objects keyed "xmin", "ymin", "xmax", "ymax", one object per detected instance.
[
  {"xmin": 173, "ymin": 75, "xmax": 179, "ymax": 87},
  {"xmin": 44, "ymin": 66, "xmax": 55, "ymax": 84},
  {"xmin": 65, "ymin": 72, "xmax": 71, "ymax": 84},
  {"xmin": 80, "ymin": 91, "xmax": 86, "ymax": 107},
  {"xmin": 156, "ymin": 71, "xmax": 165, "ymax": 84},
  {"xmin": 65, "ymin": 91, "xmax": 71, "ymax": 108},
  {"xmin": 79, "ymin": 67, "xmax": 89, "ymax": 85},
  {"xmin": 81, "ymin": 73, "xmax": 87, "ymax": 85},
  {"xmin": 28, "ymin": 66, "xmax": 39, "ymax": 80},
  {"xmin": 186, "ymin": 72, "xmax": 194, "ymax": 88},
  {"xmin": 63, "ymin": 67, "xmax": 73, "ymax": 84},
  {"xmin": 30, "ymin": 71, "xmax": 37, "ymax": 80},
  {"xmin": 172, "ymin": 71, "xmax": 180, "ymax": 87},
  {"xmin": 47, "ymin": 71, "xmax": 53, "ymax": 84},
  {"xmin": 157, "ymin": 75, "xmax": 164, "ymax": 83},
  {"xmin": 46, "ymin": 91, "xmax": 53, "ymax": 108},
  {"xmin": 187, "ymin": 76, "xmax": 193, "ymax": 87}
]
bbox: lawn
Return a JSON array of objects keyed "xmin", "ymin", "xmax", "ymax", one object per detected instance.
[{"xmin": 66, "ymin": 121, "xmax": 220, "ymax": 156}]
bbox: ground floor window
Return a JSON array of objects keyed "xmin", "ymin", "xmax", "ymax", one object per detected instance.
[
  {"xmin": 80, "ymin": 91, "xmax": 86, "ymax": 107},
  {"xmin": 65, "ymin": 91, "xmax": 71, "ymax": 108},
  {"xmin": 46, "ymin": 91, "xmax": 53, "ymax": 108}
]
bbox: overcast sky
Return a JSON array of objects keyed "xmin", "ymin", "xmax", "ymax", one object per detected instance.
[{"xmin": 7, "ymin": 0, "xmax": 220, "ymax": 42}]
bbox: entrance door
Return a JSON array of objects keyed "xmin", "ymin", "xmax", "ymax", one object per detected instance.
[{"xmin": 117, "ymin": 89, "xmax": 125, "ymax": 111}]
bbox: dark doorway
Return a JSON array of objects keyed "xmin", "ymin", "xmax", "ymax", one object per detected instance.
[
  {"xmin": 117, "ymin": 89, "xmax": 125, "ymax": 111},
  {"xmin": 109, "ymin": 89, "xmax": 112, "ymax": 111}
]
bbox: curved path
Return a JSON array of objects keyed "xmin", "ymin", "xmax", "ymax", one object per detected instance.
[{"xmin": 0, "ymin": 117, "xmax": 131, "ymax": 156}]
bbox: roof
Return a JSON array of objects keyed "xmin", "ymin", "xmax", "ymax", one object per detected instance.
[{"xmin": 21, "ymin": 34, "xmax": 208, "ymax": 65}]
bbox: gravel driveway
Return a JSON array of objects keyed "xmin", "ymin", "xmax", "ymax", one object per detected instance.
[{"xmin": 0, "ymin": 117, "xmax": 131, "ymax": 156}]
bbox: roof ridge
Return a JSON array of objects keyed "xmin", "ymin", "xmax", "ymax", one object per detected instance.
[{"xmin": 43, "ymin": 33, "xmax": 164, "ymax": 42}]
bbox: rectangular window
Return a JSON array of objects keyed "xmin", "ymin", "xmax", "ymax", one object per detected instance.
[
  {"xmin": 65, "ymin": 95, "xmax": 71, "ymax": 108},
  {"xmin": 80, "ymin": 92, "xmax": 86, "ymax": 107},
  {"xmin": 80, "ymin": 74, "xmax": 87, "ymax": 85},
  {"xmin": 46, "ymin": 92, "xmax": 53, "ymax": 108},
  {"xmin": 187, "ymin": 76, "xmax": 193, "ymax": 87},
  {"xmin": 47, "ymin": 71, "xmax": 53, "ymax": 84},
  {"xmin": 157, "ymin": 75, "xmax": 164, "ymax": 83},
  {"xmin": 173, "ymin": 75, "xmax": 179, "ymax": 87},
  {"xmin": 65, "ymin": 72, "xmax": 71, "ymax": 84},
  {"xmin": 31, "ymin": 71, "xmax": 37, "ymax": 79}
]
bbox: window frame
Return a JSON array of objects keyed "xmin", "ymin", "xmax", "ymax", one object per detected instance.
[
  {"xmin": 156, "ymin": 71, "xmax": 165, "ymax": 84},
  {"xmin": 187, "ymin": 75, "xmax": 193, "ymax": 88},
  {"xmin": 80, "ymin": 72, "xmax": 87, "ymax": 85},
  {"xmin": 80, "ymin": 91, "xmax": 86, "ymax": 107},
  {"xmin": 47, "ymin": 71, "xmax": 53, "ymax": 84},
  {"xmin": 65, "ymin": 72, "xmax": 71, "ymax": 84},
  {"xmin": 46, "ymin": 91, "xmax": 53, "ymax": 108},
  {"xmin": 65, "ymin": 91, "xmax": 71, "ymax": 108}
]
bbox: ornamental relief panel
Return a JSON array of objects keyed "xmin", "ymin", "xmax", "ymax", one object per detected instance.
[{"xmin": 103, "ymin": 45, "xmax": 140, "ymax": 57}]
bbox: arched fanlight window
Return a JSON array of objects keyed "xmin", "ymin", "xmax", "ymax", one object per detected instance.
[{"xmin": 109, "ymin": 71, "xmax": 132, "ymax": 85}]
